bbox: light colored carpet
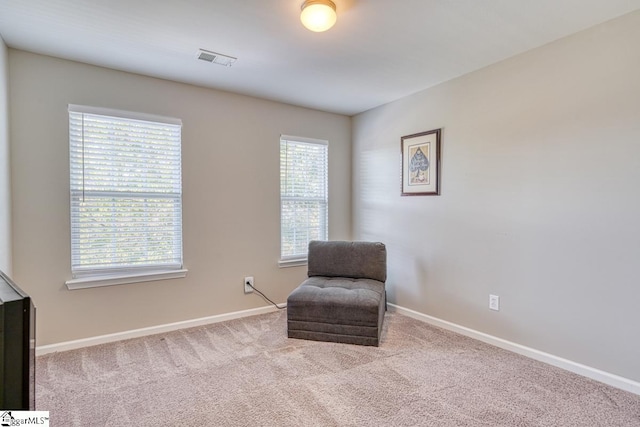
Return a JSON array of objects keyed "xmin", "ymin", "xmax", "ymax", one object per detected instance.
[{"xmin": 37, "ymin": 311, "xmax": 640, "ymax": 426}]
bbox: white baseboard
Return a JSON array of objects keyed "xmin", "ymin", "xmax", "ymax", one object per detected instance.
[
  {"xmin": 36, "ymin": 304, "xmax": 285, "ymax": 356},
  {"xmin": 388, "ymin": 303, "xmax": 640, "ymax": 396}
]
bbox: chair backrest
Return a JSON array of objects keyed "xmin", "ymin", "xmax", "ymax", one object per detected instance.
[{"xmin": 307, "ymin": 240, "xmax": 387, "ymax": 282}]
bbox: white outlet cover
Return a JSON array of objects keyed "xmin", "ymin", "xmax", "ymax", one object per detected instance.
[
  {"xmin": 244, "ymin": 276, "xmax": 254, "ymax": 294},
  {"xmin": 489, "ymin": 294, "xmax": 500, "ymax": 311}
]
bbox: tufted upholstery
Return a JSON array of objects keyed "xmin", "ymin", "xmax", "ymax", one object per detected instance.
[{"xmin": 287, "ymin": 241, "xmax": 387, "ymax": 346}]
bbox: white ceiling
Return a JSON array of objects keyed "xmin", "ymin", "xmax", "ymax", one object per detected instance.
[{"xmin": 1, "ymin": 0, "xmax": 639, "ymax": 115}]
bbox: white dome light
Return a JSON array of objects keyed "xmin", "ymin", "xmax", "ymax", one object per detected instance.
[{"xmin": 300, "ymin": 0, "xmax": 337, "ymax": 33}]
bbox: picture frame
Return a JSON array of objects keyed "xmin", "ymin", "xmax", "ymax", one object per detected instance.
[{"xmin": 401, "ymin": 128, "xmax": 442, "ymax": 196}]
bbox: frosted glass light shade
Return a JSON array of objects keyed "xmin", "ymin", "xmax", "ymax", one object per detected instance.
[{"xmin": 300, "ymin": 0, "xmax": 337, "ymax": 32}]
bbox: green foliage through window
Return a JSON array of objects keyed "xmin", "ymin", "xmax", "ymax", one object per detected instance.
[
  {"xmin": 280, "ymin": 136, "xmax": 328, "ymax": 260},
  {"xmin": 69, "ymin": 106, "xmax": 183, "ymax": 277}
]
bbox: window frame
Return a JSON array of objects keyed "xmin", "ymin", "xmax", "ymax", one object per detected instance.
[
  {"xmin": 279, "ymin": 135, "xmax": 328, "ymax": 267},
  {"xmin": 65, "ymin": 104, "xmax": 187, "ymax": 290}
]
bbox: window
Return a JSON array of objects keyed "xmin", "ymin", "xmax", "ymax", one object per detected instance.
[
  {"xmin": 280, "ymin": 135, "xmax": 328, "ymax": 266},
  {"xmin": 66, "ymin": 105, "xmax": 185, "ymax": 289}
]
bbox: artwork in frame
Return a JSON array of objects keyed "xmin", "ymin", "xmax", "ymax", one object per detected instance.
[{"xmin": 401, "ymin": 128, "xmax": 442, "ymax": 196}]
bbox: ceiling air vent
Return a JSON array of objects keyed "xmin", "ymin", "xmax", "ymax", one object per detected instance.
[{"xmin": 196, "ymin": 49, "xmax": 237, "ymax": 67}]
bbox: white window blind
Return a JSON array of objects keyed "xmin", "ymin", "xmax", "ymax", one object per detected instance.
[
  {"xmin": 68, "ymin": 105, "xmax": 183, "ymax": 281},
  {"xmin": 280, "ymin": 135, "xmax": 328, "ymax": 262}
]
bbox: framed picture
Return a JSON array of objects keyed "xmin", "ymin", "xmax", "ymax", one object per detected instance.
[{"xmin": 401, "ymin": 128, "xmax": 442, "ymax": 196}]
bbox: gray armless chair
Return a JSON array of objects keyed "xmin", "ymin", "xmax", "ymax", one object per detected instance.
[{"xmin": 286, "ymin": 240, "xmax": 387, "ymax": 346}]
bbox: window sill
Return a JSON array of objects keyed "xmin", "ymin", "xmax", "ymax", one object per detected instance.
[
  {"xmin": 278, "ymin": 258, "xmax": 307, "ymax": 268},
  {"xmin": 65, "ymin": 269, "xmax": 188, "ymax": 290}
]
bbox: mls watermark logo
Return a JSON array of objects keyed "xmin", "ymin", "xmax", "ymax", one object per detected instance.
[{"xmin": 0, "ymin": 411, "xmax": 49, "ymax": 427}]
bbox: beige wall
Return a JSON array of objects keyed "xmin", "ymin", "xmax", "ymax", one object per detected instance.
[
  {"xmin": 9, "ymin": 51, "xmax": 351, "ymax": 345},
  {"xmin": 353, "ymin": 11, "xmax": 640, "ymax": 382},
  {"xmin": 0, "ymin": 37, "xmax": 10, "ymax": 274}
]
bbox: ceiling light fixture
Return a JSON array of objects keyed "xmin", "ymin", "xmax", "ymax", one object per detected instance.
[{"xmin": 300, "ymin": 0, "xmax": 337, "ymax": 32}]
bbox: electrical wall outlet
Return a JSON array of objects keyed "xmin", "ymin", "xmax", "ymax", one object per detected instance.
[
  {"xmin": 489, "ymin": 294, "xmax": 500, "ymax": 311},
  {"xmin": 244, "ymin": 276, "xmax": 254, "ymax": 294}
]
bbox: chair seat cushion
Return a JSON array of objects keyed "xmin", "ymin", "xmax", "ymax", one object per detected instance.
[{"xmin": 287, "ymin": 277, "xmax": 384, "ymax": 327}]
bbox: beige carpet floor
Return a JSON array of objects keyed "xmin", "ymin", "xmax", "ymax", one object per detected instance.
[{"xmin": 36, "ymin": 310, "xmax": 640, "ymax": 426}]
